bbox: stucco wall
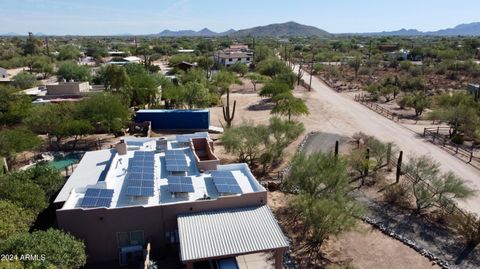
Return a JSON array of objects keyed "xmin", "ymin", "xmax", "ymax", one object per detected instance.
[{"xmin": 56, "ymin": 191, "xmax": 268, "ymax": 264}]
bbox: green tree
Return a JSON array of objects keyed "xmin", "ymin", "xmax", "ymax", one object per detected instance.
[
  {"xmin": 32, "ymin": 56, "xmax": 54, "ymax": 78},
  {"xmin": 212, "ymin": 70, "xmax": 241, "ymax": 95},
  {"xmin": 399, "ymin": 91, "xmax": 430, "ymax": 116},
  {"xmin": 76, "ymin": 93, "xmax": 129, "ymax": 134},
  {"xmin": 348, "ymin": 54, "xmax": 362, "ymax": 80},
  {"xmin": 51, "ymin": 120, "xmax": 94, "ymax": 150},
  {"xmin": 57, "ymin": 45, "xmax": 81, "ymax": 61},
  {"xmin": 259, "ymin": 81, "xmax": 290, "ymax": 98},
  {"xmin": 220, "ymin": 122, "xmax": 268, "ymax": 165},
  {"xmin": 256, "ymin": 57, "xmax": 291, "ymax": 77},
  {"xmin": 0, "ymin": 229, "xmax": 86, "ymax": 269},
  {"xmin": 6, "ymin": 164, "xmax": 64, "ymax": 198},
  {"xmin": 12, "ymin": 71, "xmax": 37, "ymax": 89},
  {"xmin": 180, "ymin": 82, "xmax": 210, "ymax": 109},
  {"xmin": 0, "ymin": 200, "xmax": 34, "ymax": 240},
  {"xmin": 271, "ymin": 92, "xmax": 309, "ymax": 121},
  {"xmin": 0, "ymin": 86, "xmax": 32, "ymax": 125},
  {"xmin": 56, "ymin": 61, "xmax": 91, "ymax": 82},
  {"xmin": 0, "ymin": 128, "xmax": 41, "ymax": 169},
  {"xmin": 0, "ymin": 177, "xmax": 48, "ymax": 215},
  {"xmin": 404, "ymin": 155, "xmax": 475, "ymax": 213},
  {"xmin": 430, "ymin": 92, "xmax": 480, "ymax": 138},
  {"xmin": 127, "ymin": 73, "xmax": 159, "ymax": 107},
  {"xmin": 22, "ymin": 32, "xmax": 38, "ymax": 55},
  {"xmin": 103, "ymin": 64, "xmax": 130, "ymax": 91},
  {"xmin": 229, "ymin": 63, "xmax": 248, "ymax": 77},
  {"xmin": 246, "ymin": 72, "xmax": 269, "ymax": 91}
]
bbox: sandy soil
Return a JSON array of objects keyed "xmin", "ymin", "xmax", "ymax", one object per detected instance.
[{"xmin": 268, "ymin": 192, "xmax": 440, "ymax": 269}]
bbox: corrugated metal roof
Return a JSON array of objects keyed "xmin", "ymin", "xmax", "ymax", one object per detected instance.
[{"xmin": 178, "ymin": 205, "xmax": 289, "ymax": 262}]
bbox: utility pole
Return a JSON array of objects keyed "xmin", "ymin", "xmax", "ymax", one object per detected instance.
[{"xmin": 45, "ymin": 36, "xmax": 50, "ymax": 57}]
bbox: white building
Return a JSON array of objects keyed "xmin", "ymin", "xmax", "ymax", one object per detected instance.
[{"xmin": 214, "ymin": 44, "xmax": 254, "ymax": 67}]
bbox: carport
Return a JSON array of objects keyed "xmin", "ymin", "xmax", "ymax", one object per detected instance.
[{"xmin": 177, "ymin": 205, "xmax": 289, "ymax": 269}]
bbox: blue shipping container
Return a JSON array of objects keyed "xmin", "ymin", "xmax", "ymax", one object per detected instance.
[{"xmin": 135, "ymin": 109, "xmax": 210, "ymax": 130}]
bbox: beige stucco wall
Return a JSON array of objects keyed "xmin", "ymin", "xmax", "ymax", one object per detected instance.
[
  {"xmin": 47, "ymin": 82, "xmax": 90, "ymax": 95},
  {"xmin": 56, "ymin": 191, "xmax": 268, "ymax": 264}
]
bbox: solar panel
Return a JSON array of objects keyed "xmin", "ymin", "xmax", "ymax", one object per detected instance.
[
  {"xmin": 126, "ymin": 186, "xmax": 154, "ymax": 197},
  {"xmin": 81, "ymin": 188, "xmax": 114, "ymax": 208},
  {"xmin": 167, "ymin": 176, "xmax": 194, "ymax": 193},
  {"xmin": 164, "ymin": 151, "xmax": 189, "ymax": 172},
  {"xmin": 211, "ymin": 171, "xmax": 243, "ymax": 194}
]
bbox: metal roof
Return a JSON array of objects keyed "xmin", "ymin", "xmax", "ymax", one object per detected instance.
[{"xmin": 178, "ymin": 205, "xmax": 289, "ymax": 262}]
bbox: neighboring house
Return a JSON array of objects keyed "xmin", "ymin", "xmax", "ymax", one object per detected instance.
[
  {"xmin": 214, "ymin": 44, "xmax": 254, "ymax": 67},
  {"xmin": 175, "ymin": 61, "xmax": 197, "ymax": 72},
  {"xmin": 108, "ymin": 56, "xmax": 142, "ymax": 65},
  {"xmin": 46, "ymin": 81, "xmax": 90, "ymax": 96},
  {"xmin": 55, "ymin": 134, "xmax": 288, "ymax": 268}
]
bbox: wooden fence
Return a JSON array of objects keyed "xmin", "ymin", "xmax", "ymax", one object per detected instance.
[
  {"xmin": 423, "ymin": 127, "xmax": 480, "ymax": 166},
  {"xmin": 355, "ymin": 94, "xmax": 399, "ymax": 121}
]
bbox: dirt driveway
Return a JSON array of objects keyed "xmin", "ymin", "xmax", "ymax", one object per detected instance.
[{"xmin": 294, "ymin": 65, "xmax": 480, "ymax": 214}]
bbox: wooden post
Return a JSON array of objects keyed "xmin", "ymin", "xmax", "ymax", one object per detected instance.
[
  {"xmin": 468, "ymin": 152, "xmax": 473, "ymax": 163},
  {"xmin": 396, "ymin": 151, "xmax": 403, "ymax": 183},
  {"xmin": 364, "ymin": 148, "xmax": 370, "ymax": 177},
  {"xmin": 423, "ymin": 128, "xmax": 426, "ymax": 137},
  {"xmin": 386, "ymin": 143, "xmax": 392, "ymax": 170},
  {"xmin": 437, "ymin": 126, "xmax": 440, "ymax": 134},
  {"xmin": 334, "ymin": 140, "xmax": 339, "ymax": 158}
]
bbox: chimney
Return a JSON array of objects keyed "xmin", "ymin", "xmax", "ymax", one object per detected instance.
[{"xmin": 115, "ymin": 140, "xmax": 127, "ymax": 155}]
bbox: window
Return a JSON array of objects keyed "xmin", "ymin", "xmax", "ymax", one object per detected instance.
[
  {"xmin": 246, "ymin": 58, "xmax": 250, "ymax": 61},
  {"xmin": 228, "ymin": 58, "xmax": 232, "ymax": 61},
  {"xmin": 238, "ymin": 58, "xmax": 241, "ymax": 61},
  {"xmin": 117, "ymin": 230, "xmax": 145, "ymax": 247}
]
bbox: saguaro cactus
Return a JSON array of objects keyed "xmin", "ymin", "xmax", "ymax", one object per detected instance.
[{"xmin": 222, "ymin": 89, "xmax": 236, "ymax": 128}]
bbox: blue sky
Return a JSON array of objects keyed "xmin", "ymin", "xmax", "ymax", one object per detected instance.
[{"xmin": 1, "ymin": 0, "xmax": 480, "ymax": 35}]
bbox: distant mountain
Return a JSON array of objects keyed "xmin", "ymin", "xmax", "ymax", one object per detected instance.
[
  {"xmin": 233, "ymin": 21, "xmax": 331, "ymax": 37},
  {"xmin": 0, "ymin": 32, "xmax": 20, "ymax": 36},
  {"xmin": 219, "ymin": 29, "xmax": 236, "ymax": 36},
  {"xmin": 351, "ymin": 22, "xmax": 480, "ymax": 36},
  {"xmin": 157, "ymin": 28, "xmax": 227, "ymax": 37}
]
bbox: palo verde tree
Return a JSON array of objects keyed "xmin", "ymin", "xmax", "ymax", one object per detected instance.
[
  {"xmin": 404, "ymin": 155, "xmax": 475, "ymax": 214},
  {"xmin": 271, "ymin": 92, "xmax": 309, "ymax": 121},
  {"xmin": 246, "ymin": 72, "xmax": 269, "ymax": 91},
  {"xmin": 398, "ymin": 91, "xmax": 430, "ymax": 117},
  {"xmin": 285, "ymin": 152, "xmax": 361, "ymax": 263},
  {"xmin": 0, "ymin": 128, "xmax": 41, "ymax": 169}
]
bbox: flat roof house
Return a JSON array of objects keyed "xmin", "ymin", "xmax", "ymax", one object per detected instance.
[
  {"xmin": 214, "ymin": 44, "xmax": 254, "ymax": 67},
  {"xmin": 55, "ymin": 134, "xmax": 288, "ymax": 268}
]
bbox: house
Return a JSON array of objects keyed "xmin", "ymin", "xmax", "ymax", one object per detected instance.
[
  {"xmin": 214, "ymin": 44, "xmax": 254, "ymax": 67},
  {"xmin": 55, "ymin": 134, "xmax": 288, "ymax": 268},
  {"xmin": 46, "ymin": 81, "xmax": 90, "ymax": 96},
  {"xmin": 108, "ymin": 56, "xmax": 142, "ymax": 65},
  {"xmin": 175, "ymin": 61, "xmax": 197, "ymax": 72}
]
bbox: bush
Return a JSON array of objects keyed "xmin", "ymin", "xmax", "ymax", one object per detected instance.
[
  {"xmin": 11, "ymin": 71, "xmax": 37, "ymax": 89},
  {"xmin": 382, "ymin": 183, "xmax": 411, "ymax": 208},
  {"xmin": 0, "ymin": 229, "xmax": 86, "ymax": 269},
  {"xmin": 0, "ymin": 177, "xmax": 48, "ymax": 215},
  {"xmin": 451, "ymin": 134, "xmax": 464, "ymax": 145},
  {"xmin": 0, "ymin": 200, "xmax": 35, "ymax": 240}
]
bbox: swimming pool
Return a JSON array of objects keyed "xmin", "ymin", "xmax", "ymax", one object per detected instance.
[{"xmin": 49, "ymin": 153, "xmax": 83, "ymax": 170}]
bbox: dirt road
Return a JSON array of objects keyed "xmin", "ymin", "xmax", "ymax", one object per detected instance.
[{"xmin": 295, "ymin": 66, "xmax": 480, "ymax": 214}]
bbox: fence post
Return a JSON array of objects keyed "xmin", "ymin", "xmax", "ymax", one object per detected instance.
[
  {"xmin": 334, "ymin": 140, "xmax": 339, "ymax": 158},
  {"xmin": 386, "ymin": 143, "xmax": 392, "ymax": 171},
  {"xmin": 423, "ymin": 128, "xmax": 426, "ymax": 137},
  {"xmin": 437, "ymin": 126, "xmax": 440, "ymax": 135},
  {"xmin": 364, "ymin": 148, "xmax": 370, "ymax": 177},
  {"xmin": 455, "ymin": 146, "xmax": 459, "ymax": 154},
  {"xmin": 396, "ymin": 151, "xmax": 403, "ymax": 183},
  {"xmin": 468, "ymin": 152, "xmax": 473, "ymax": 163}
]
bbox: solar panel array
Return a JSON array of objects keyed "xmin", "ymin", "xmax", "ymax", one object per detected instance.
[
  {"xmin": 211, "ymin": 171, "xmax": 243, "ymax": 194},
  {"xmin": 81, "ymin": 188, "xmax": 114, "ymax": 208},
  {"xmin": 167, "ymin": 176, "xmax": 194, "ymax": 193},
  {"xmin": 126, "ymin": 151, "xmax": 156, "ymax": 197},
  {"xmin": 165, "ymin": 150, "xmax": 189, "ymax": 172}
]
